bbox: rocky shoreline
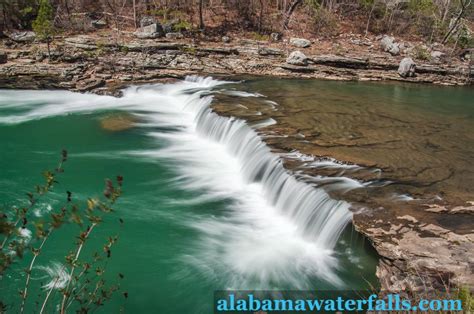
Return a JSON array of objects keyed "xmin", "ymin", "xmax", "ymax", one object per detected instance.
[
  {"xmin": 1, "ymin": 32, "xmax": 473, "ymax": 298},
  {"xmin": 0, "ymin": 32, "xmax": 473, "ymax": 93},
  {"xmin": 210, "ymin": 92, "xmax": 474, "ymax": 298}
]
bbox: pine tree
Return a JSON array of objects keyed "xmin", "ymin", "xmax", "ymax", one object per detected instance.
[{"xmin": 32, "ymin": 0, "xmax": 55, "ymax": 58}]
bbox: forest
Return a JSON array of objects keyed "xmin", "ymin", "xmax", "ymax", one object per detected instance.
[{"xmin": 1, "ymin": 0, "xmax": 472, "ymax": 48}]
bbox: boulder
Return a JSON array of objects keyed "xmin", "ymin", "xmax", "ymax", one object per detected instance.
[
  {"xmin": 271, "ymin": 32, "xmax": 282, "ymax": 41},
  {"xmin": 380, "ymin": 35, "xmax": 400, "ymax": 55},
  {"xmin": 0, "ymin": 51, "xmax": 7, "ymax": 64},
  {"xmin": 8, "ymin": 31, "xmax": 36, "ymax": 43},
  {"xmin": 165, "ymin": 32, "xmax": 183, "ymax": 40},
  {"xmin": 459, "ymin": 48, "xmax": 473, "ymax": 61},
  {"xmin": 398, "ymin": 57, "xmax": 416, "ymax": 78},
  {"xmin": 91, "ymin": 19, "xmax": 107, "ymax": 29},
  {"xmin": 290, "ymin": 38, "xmax": 311, "ymax": 48},
  {"xmin": 388, "ymin": 43, "xmax": 400, "ymax": 56},
  {"xmin": 380, "ymin": 35, "xmax": 395, "ymax": 50},
  {"xmin": 134, "ymin": 23, "xmax": 164, "ymax": 39},
  {"xmin": 286, "ymin": 51, "xmax": 308, "ymax": 66},
  {"xmin": 140, "ymin": 16, "xmax": 156, "ymax": 28},
  {"xmin": 430, "ymin": 50, "xmax": 444, "ymax": 61}
]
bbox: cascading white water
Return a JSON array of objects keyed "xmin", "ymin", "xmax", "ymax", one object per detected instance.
[
  {"xmin": 0, "ymin": 76, "xmax": 353, "ymax": 288},
  {"xmin": 194, "ymin": 107, "xmax": 352, "ymax": 249}
]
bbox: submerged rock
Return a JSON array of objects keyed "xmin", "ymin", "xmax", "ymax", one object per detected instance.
[
  {"xmin": 286, "ymin": 51, "xmax": 308, "ymax": 66},
  {"xmin": 290, "ymin": 38, "xmax": 311, "ymax": 48},
  {"xmin": 100, "ymin": 113, "xmax": 136, "ymax": 131},
  {"xmin": 398, "ymin": 57, "xmax": 416, "ymax": 78}
]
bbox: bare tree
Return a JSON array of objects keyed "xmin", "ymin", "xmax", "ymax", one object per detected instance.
[
  {"xmin": 282, "ymin": 0, "xmax": 302, "ymax": 30},
  {"xmin": 133, "ymin": 0, "xmax": 137, "ymax": 28},
  {"xmin": 199, "ymin": 0, "xmax": 204, "ymax": 29},
  {"xmin": 365, "ymin": 0, "xmax": 377, "ymax": 36},
  {"xmin": 442, "ymin": 0, "xmax": 471, "ymax": 44}
]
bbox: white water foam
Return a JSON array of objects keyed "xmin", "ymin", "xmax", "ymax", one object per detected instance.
[{"xmin": 0, "ymin": 77, "xmax": 353, "ymax": 288}]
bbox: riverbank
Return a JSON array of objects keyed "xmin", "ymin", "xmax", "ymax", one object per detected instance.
[
  {"xmin": 209, "ymin": 80, "xmax": 474, "ymax": 298},
  {"xmin": 1, "ymin": 32, "xmax": 473, "ymax": 299},
  {"xmin": 0, "ymin": 31, "xmax": 473, "ymax": 92}
]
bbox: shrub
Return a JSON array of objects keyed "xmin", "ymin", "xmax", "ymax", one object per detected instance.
[
  {"xmin": 32, "ymin": 0, "xmax": 55, "ymax": 57},
  {"xmin": 413, "ymin": 44, "xmax": 431, "ymax": 60},
  {"xmin": 0, "ymin": 151, "xmax": 125, "ymax": 313},
  {"xmin": 458, "ymin": 286, "xmax": 474, "ymax": 312}
]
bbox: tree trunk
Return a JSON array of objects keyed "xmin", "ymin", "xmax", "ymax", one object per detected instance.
[
  {"xmin": 47, "ymin": 39, "xmax": 51, "ymax": 59},
  {"xmin": 442, "ymin": 0, "xmax": 470, "ymax": 44},
  {"xmin": 282, "ymin": 0, "xmax": 302, "ymax": 30},
  {"xmin": 133, "ymin": 0, "xmax": 137, "ymax": 29},
  {"xmin": 199, "ymin": 0, "xmax": 205, "ymax": 29},
  {"xmin": 365, "ymin": 0, "xmax": 376, "ymax": 36}
]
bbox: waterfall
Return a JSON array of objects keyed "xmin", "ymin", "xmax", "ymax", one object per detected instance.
[
  {"xmin": 0, "ymin": 76, "xmax": 353, "ymax": 288},
  {"xmin": 195, "ymin": 107, "xmax": 352, "ymax": 249}
]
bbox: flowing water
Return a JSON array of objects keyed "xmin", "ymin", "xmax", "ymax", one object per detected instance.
[
  {"xmin": 212, "ymin": 78, "xmax": 474, "ymax": 209},
  {"xmin": 0, "ymin": 77, "xmax": 381, "ymax": 313}
]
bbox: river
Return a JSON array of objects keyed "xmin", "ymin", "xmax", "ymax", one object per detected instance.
[{"xmin": 2, "ymin": 76, "xmax": 472, "ymax": 312}]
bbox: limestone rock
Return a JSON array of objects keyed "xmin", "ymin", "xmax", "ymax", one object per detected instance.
[
  {"xmin": 271, "ymin": 33, "xmax": 282, "ymax": 41},
  {"xmin": 222, "ymin": 36, "xmax": 231, "ymax": 43},
  {"xmin": 8, "ymin": 31, "xmax": 36, "ymax": 43},
  {"xmin": 380, "ymin": 35, "xmax": 400, "ymax": 55},
  {"xmin": 388, "ymin": 43, "xmax": 400, "ymax": 56},
  {"xmin": 286, "ymin": 51, "xmax": 308, "ymax": 66},
  {"xmin": 65, "ymin": 36, "xmax": 98, "ymax": 50},
  {"xmin": 0, "ymin": 52, "xmax": 7, "ymax": 64},
  {"xmin": 140, "ymin": 16, "xmax": 156, "ymax": 28},
  {"xmin": 430, "ymin": 50, "xmax": 444, "ymax": 62},
  {"xmin": 424, "ymin": 204, "xmax": 448, "ymax": 213},
  {"xmin": 380, "ymin": 35, "xmax": 395, "ymax": 51},
  {"xmin": 290, "ymin": 38, "xmax": 311, "ymax": 48},
  {"xmin": 258, "ymin": 47, "xmax": 283, "ymax": 56},
  {"xmin": 450, "ymin": 205, "xmax": 474, "ymax": 214},
  {"xmin": 398, "ymin": 57, "xmax": 416, "ymax": 78},
  {"xmin": 134, "ymin": 23, "xmax": 164, "ymax": 39},
  {"xmin": 397, "ymin": 215, "xmax": 418, "ymax": 223},
  {"xmin": 165, "ymin": 32, "xmax": 183, "ymax": 40},
  {"xmin": 76, "ymin": 78, "xmax": 105, "ymax": 92},
  {"xmin": 420, "ymin": 223, "xmax": 450, "ymax": 235},
  {"xmin": 91, "ymin": 19, "xmax": 107, "ymax": 29}
]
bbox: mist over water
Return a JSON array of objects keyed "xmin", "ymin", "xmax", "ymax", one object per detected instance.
[{"xmin": 0, "ymin": 77, "xmax": 379, "ymax": 312}]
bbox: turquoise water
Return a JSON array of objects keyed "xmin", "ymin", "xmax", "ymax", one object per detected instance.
[{"xmin": 0, "ymin": 78, "xmax": 379, "ymax": 313}]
